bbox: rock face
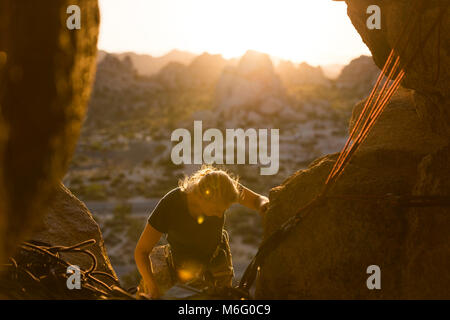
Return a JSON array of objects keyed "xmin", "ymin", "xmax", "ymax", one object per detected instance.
[
  {"xmin": 336, "ymin": 55, "xmax": 379, "ymax": 99},
  {"xmin": 256, "ymin": 88, "xmax": 447, "ymax": 299},
  {"xmin": 345, "ymin": 0, "xmax": 450, "ymax": 138},
  {"xmin": 0, "ymin": 0, "xmax": 100, "ymax": 262},
  {"xmin": 256, "ymin": 0, "xmax": 450, "ymax": 299},
  {"xmin": 31, "ymin": 184, "xmax": 117, "ymax": 279},
  {"xmin": 215, "ymin": 50, "xmax": 288, "ymax": 119},
  {"xmin": 403, "ymin": 145, "xmax": 450, "ymax": 298}
]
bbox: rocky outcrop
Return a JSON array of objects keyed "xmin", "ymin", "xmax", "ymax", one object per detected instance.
[
  {"xmin": 256, "ymin": 87, "xmax": 447, "ymax": 299},
  {"xmin": 154, "ymin": 53, "xmax": 227, "ymax": 91},
  {"xmin": 116, "ymin": 50, "xmax": 196, "ymax": 77},
  {"xmin": 257, "ymin": 0, "xmax": 450, "ymax": 299},
  {"xmin": 336, "ymin": 55, "xmax": 379, "ymax": 99},
  {"xmin": 403, "ymin": 145, "xmax": 450, "ymax": 299},
  {"xmin": 214, "ymin": 50, "xmax": 288, "ymax": 121},
  {"xmin": 345, "ymin": 0, "xmax": 450, "ymax": 138},
  {"xmin": 277, "ymin": 61, "xmax": 330, "ymax": 87},
  {"xmin": 31, "ymin": 184, "xmax": 117, "ymax": 279},
  {"xmin": 87, "ymin": 53, "xmax": 162, "ymax": 124},
  {"xmin": 156, "ymin": 62, "xmax": 191, "ymax": 90},
  {"xmin": 187, "ymin": 53, "xmax": 228, "ymax": 88},
  {"xmin": 0, "ymin": 0, "xmax": 100, "ymax": 262}
]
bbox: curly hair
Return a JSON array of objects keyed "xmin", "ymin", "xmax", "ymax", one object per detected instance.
[{"xmin": 178, "ymin": 165, "xmax": 241, "ymax": 205}]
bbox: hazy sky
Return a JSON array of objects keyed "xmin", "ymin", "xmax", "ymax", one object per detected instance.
[{"xmin": 98, "ymin": 0, "xmax": 371, "ymax": 66}]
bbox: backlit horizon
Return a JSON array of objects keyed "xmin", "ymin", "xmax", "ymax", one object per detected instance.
[{"xmin": 98, "ymin": 0, "xmax": 372, "ymax": 66}]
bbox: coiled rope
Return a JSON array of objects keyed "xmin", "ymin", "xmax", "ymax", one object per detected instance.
[{"xmin": 0, "ymin": 239, "xmax": 137, "ymax": 299}]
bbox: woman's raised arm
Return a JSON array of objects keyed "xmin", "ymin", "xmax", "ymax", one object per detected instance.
[{"xmin": 237, "ymin": 184, "xmax": 269, "ymax": 217}]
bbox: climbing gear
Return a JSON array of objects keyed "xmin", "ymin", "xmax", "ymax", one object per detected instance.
[
  {"xmin": 137, "ymin": 229, "xmax": 235, "ymax": 298},
  {"xmin": 0, "ymin": 239, "xmax": 135, "ymax": 299}
]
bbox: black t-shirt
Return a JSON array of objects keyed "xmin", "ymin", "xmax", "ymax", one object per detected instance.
[{"xmin": 147, "ymin": 187, "xmax": 224, "ymax": 264}]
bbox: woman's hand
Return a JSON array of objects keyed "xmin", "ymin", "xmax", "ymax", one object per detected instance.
[
  {"xmin": 238, "ymin": 184, "xmax": 270, "ymax": 217},
  {"xmin": 137, "ymin": 276, "xmax": 161, "ymax": 299},
  {"xmin": 258, "ymin": 196, "xmax": 269, "ymax": 217},
  {"xmin": 144, "ymin": 279, "xmax": 161, "ymax": 299}
]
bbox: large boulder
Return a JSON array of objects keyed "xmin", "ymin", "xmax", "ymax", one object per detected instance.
[
  {"xmin": 277, "ymin": 60, "xmax": 330, "ymax": 87},
  {"xmin": 403, "ymin": 145, "xmax": 450, "ymax": 299},
  {"xmin": 256, "ymin": 0, "xmax": 450, "ymax": 299},
  {"xmin": 214, "ymin": 50, "xmax": 288, "ymax": 117},
  {"xmin": 0, "ymin": 0, "xmax": 100, "ymax": 262},
  {"xmin": 31, "ymin": 184, "xmax": 117, "ymax": 279},
  {"xmin": 336, "ymin": 55, "xmax": 380, "ymax": 99},
  {"xmin": 345, "ymin": 0, "xmax": 450, "ymax": 137},
  {"xmin": 255, "ymin": 87, "xmax": 447, "ymax": 299}
]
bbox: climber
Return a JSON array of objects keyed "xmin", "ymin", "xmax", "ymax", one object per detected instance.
[{"xmin": 134, "ymin": 165, "xmax": 269, "ymax": 299}]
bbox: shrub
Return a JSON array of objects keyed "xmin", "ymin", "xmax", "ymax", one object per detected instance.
[{"xmin": 83, "ymin": 183, "xmax": 107, "ymax": 200}]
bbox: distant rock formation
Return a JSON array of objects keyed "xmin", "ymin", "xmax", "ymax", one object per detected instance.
[
  {"xmin": 114, "ymin": 50, "xmax": 196, "ymax": 77},
  {"xmin": 277, "ymin": 60, "xmax": 330, "ymax": 87},
  {"xmin": 95, "ymin": 54, "xmax": 137, "ymax": 88},
  {"xmin": 336, "ymin": 55, "xmax": 379, "ymax": 99},
  {"xmin": 88, "ymin": 53, "xmax": 162, "ymax": 123},
  {"xmin": 214, "ymin": 50, "xmax": 288, "ymax": 122},
  {"xmin": 187, "ymin": 53, "xmax": 228, "ymax": 88},
  {"xmin": 155, "ymin": 53, "xmax": 227, "ymax": 90},
  {"xmin": 257, "ymin": 0, "xmax": 450, "ymax": 299},
  {"xmin": 154, "ymin": 61, "xmax": 190, "ymax": 90}
]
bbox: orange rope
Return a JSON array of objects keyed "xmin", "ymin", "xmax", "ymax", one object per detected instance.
[{"xmin": 326, "ymin": 56, "xmax": 403, "ymax": 186}]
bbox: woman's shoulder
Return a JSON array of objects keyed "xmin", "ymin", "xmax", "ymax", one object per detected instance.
[
  {"xmin": 159, "ymin": 187, "xmax": 184, "ymax": 205},
  {"xmin": 163, "ymin": 187, "xmax": 182, "ymax": 198}
]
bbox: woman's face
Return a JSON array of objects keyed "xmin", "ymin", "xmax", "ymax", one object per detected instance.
[{"xmin": 193, "ymin": 194, "xmax": 230, "ymax": 218}]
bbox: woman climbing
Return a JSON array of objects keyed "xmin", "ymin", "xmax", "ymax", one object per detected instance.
[{"xmin": 134, "ymin": 165, "xmax": 269, "ymax": 299}]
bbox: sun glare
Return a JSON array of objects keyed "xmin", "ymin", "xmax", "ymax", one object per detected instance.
[{"xmin": 98, "ymin": 0, "xmax": 370, "ymax": 65}]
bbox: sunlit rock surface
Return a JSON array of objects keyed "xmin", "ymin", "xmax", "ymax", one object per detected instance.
[
  {"xmin": 31, "ymin": 183, "xmax": 117, "ymax": 279},
  {"xmin": 257, "ymin": 0, "xmax": 450, "ymax": 298},
  {"xmin": 345, "ymin": 0, "xmax": 450, "ymax": 137}
]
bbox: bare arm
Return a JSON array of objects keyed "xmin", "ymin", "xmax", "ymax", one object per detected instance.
[
  {"xmin": 237, "ymin": 184, "xmax": 269, "ymax": 217},
  {"xmin": 134, "ymin": 223, "xmax": 163, "ymax": 299}
]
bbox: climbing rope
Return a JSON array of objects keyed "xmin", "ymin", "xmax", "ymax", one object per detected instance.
[
  {"xmin": 0, "ymin": 239, "xmax": 137, "ymax": 299},
  {"xmin": 238, "ymin": 0, "xmax": 450, "ymax": 294}
]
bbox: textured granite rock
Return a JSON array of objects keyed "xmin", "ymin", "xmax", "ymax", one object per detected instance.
[
  {"xmin": 256, "ymin": 88, "xmax": 446, "ymax": 299},
  {"xmin": 256, "ymin": 0, "xmax": 450, "ymax": 299}
]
